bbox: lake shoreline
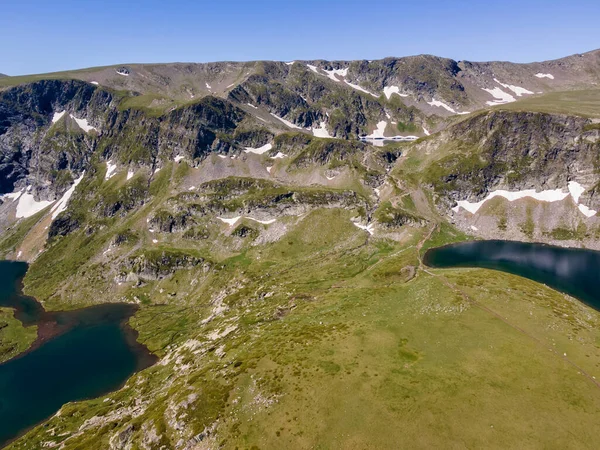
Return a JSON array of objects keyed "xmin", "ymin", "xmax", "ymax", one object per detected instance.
[{"xmin": 0, "ymin": 261, "xmax": 158, "ymax": 447}]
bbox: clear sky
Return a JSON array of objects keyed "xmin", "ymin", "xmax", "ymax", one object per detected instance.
[{"xmin": 1, "ymin": 0, "xmax": 599, "ymax": 75}]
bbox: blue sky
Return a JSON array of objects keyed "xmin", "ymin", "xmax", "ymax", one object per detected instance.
[{"xmin": 1, "ymin": 0, "xmax": 599, "ymax": 75}]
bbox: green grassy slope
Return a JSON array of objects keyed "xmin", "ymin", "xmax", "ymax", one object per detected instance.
[{"xmin": 6, "ymin": 204, "xmax": 600, "ymax": 449}]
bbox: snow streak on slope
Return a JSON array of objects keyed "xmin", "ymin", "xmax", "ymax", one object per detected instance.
[
  {"xmin": 427, "ymin": 99, "xmax": 469, "ymax": 115},
  {"xmin": 51, "ymin": 172, "xmax": 85, "ymax": 219},
  {"xmin": 383, "ymin": 86, "xmax": 408, "ymax": 99},
  {"xmin": 482, "ymin": 87, "xmax": 516, "ymax": 105},
  {"xmin": 270, "ymin": 113, "xmax": 303, "ymax": 129},
  {"xmin": 244, "ymin": 143, "xmax": 273, "ymax": 154}
]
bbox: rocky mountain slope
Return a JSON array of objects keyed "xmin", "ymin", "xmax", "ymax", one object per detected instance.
[{"xmin": 1, "ymin": 48, "xmax": 600, "ymax": 448}]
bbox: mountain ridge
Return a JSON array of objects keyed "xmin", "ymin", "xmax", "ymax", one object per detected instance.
[{"xmin": 2, "ymin": 47, "xmax": 600, "ymax": 449}]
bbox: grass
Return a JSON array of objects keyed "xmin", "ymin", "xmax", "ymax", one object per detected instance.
[
  {"xmin": 10, "ymin": 203, "xmax": 600, "ymax": 449},
  {"xmin": 0, "ymin": 308, "xmax": 37, "ymax": 363},
  {"xmin": 495, "ymin": 89, "xmax": 600, "ymax": 119}
]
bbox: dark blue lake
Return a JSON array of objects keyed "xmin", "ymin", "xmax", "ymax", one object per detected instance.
[
  {"xmin": 0, "ymin": 261, "xmax": 156, "ymax": 447},
  {"xmin": 423, "ymin": 240, "xmax": 600, "ymax": 309}
]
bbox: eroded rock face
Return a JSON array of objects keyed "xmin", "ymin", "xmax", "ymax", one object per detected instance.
[
  {"xmin": 421, "ymin": 110, "xmax": 600, "ymax": 210},
  {"xmin": 118, "ymin": 250, "xmax": 207, "ymax": 281}
]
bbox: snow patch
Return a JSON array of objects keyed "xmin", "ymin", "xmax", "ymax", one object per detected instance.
[
  {"xmin": 307, "ymin": 64, "xmax": 319, "ymax": 74},
  {"xmin": 1, "ymin": 190, "xmax": 23, "ymax": 202},
  {"xmin": 365, "ymin": 121, "xmax": 388, "ymax": 139},
  {"xmin": 312, "ymin": 121, "xmax": 332, "ymax": 138},
  {"xmin": 383, "ymin": 85, "xmax": 408, "ymax": 99},
  {"xmin": 470, "ymin": 225, "xmax": 478, "ymax": 231},
  {"xmin": 105, "ymin": 160, "xmax": 118, "ymax": 180},
  {"xmin": 578, "ymin": 204, "xmax": 597, "ymax": 218},
  {"xmin": 423, "ymin": 126, "xmax": 430, "ymax": 136},
  {"xmin": 266, "ymin": 166, "xmax": 273, "ymax": 173},
  {"xmin": 272, "ymin": 152, "xmax": 287, "ymax": 159},
  {"xmin": 427, "ymin": 99, "xmax": 469, "ymax": 114},
  {"xmin": 70, "ymin": 114, "xmax": 97, "ymax": 133},
  {"xmin": 218, "ymin": 155, "xmax": 227, "ymax": 159},
  {"xmin": 344, "ymin": 80, "xmax": 378, "ymax": 97},
  {"xmin": 90, "ymin": 81, "xmax": 99, "ymax": 85},
  {"xmin": 270, "ymin": 113, "xmax": 303, "ymax": 129},
  {"xmin": 452, "ymin": 188, "xmax": 570, "ymax": 214},
  {"xmin": 126, "ymin": 169, "xmax": 134, "ymax": 181},
  {"xmin": 535, "ymin": 73, "xmax": 554, "ymax": 80},
  {"xmin": 152, "ymin": 239, "xmax": 158, "ymax": 244},
  {"xmin": 205, "ymin": 82, "xmax": 211, "ymax": 89},
  {"xmin": 247, "ymin": 217, "xmax": 276, "ymax": 225},
  {"xmin": 351, "ymin": 219, "xmax": 374, "ymax": 235},
  {"xmin": 52, "ymin": 111, "xmax": 66, "ymax": 123},
  {"xmin": 116, "ymin": 70, "xmax": 129, "ymax": 76},
  {"xmin": 17, "ymin": 251, "xmax": 22, "ymax": 258},
  {"xmin": 246, "ymin": 103, "xmax": 258, "ymax": 109},
  {"xmin": 323, "ymin": 67, "xmax": 348, "ymax": 82},
  {"xmin": 244, "ymin": 143, "xmax": 273, "ymax": 154},
  {"xmin": 51, "ymin": 172, "xmax": 85, "ymax": 219},
  {"xmin": 217, "ymin": 216, "xmax": 241, "ymax": 226},
  {"xmin": 494, "ymin": 78, "xmax": 533, "ymax": 96},
  {"xmin": 16, "ymin": 189, "xmax": 54, "ymax": 218},
  {"xmin": 285, "ymin": 61, "xmax": 295, "ymax": 66},
  {"xmin": 174, "ymin": 155, "xmax": 184, "ymax": 163},
  {"xmin": 482, "ymin": 87, "xmax": 516, "ymax": 105},
  {"xmin": 568, "ymin": 181, "xmax": 586, "ymax": 204}
]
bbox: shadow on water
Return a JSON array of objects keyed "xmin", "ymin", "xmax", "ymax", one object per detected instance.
[
  {"xmin": 423, "ymin": 240, "xmax": 600, "ymax": 310},
  {"xmin": 0, "ymin": 261, "xmax": 157, "ymax": 447}
]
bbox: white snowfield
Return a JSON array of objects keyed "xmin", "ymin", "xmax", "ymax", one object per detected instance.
[
  {"xmin": 217, "ymin": 216, "xmax": 241, "ymax": 226},
  {"xmin": 105, "ymin": 160, "xmax": 118, "ymax": 180},
  {"xmin": 453, "ymin": 182, "xmax": 597, "ymax": 218},
  {"xmin": 174, "ymin": 155, "xmax": 184, "ymax": 162},
  {"xmin": 427, "ymin": 99, "xmax": 469, "ymax": 115},
  {"xmin": 217, "ymin": 216, "xmax": 275, "ymax": 226},
  {"xmin": 494, "ymin": 78, "xmax": 533, "ymax": 96},
  {"xmin": 285, "ymin": 61, "xmax": 295, "ymax": 66},
  {"xmin": 270, "ymin": 113, "xmax": 303, "ymax": 129},
  {"xmin": 306, "ymin": 64, "xmax": 319, "ymax": 74},
  {"xmin": 568, "ymin": 181, "xmax": 585, "ymax": 203},
  {"xmin": 247, "ymin": 217, "xmax": 276, "ymax": 225},
  {"xmin": 51, "ymin": 172, "xmax": 85, "ymax": 219},
  {"xmin": 323, "ymin": 67, "xmax": 348, "ymax": 82},
  {"xmin": 344, "ymin": 80, "xmax": 378, "ymax": 97},
  {"xmin": 15, "ymin": 188, "xmax": 54, "ymax": 219},
  {"xmin": 52, "ymin": 111, "xmax": 66, "ymax": 123},
  {"xmin": 483, "ymin": 87, "xmax": 516, "ymax": 105},
  {"xmin": 360, "ymin": 121, "xmax": 418, "ymax": 143},
  {"xmin": 535, "ymin": 73, "xmax": 554, "ymax": 79},
  {"xmin": 312, "ymin": 121, "xmax": 332, "ymax": 138},
  {"xmin": 383, "ymin": 85, "xmax": 409, "ymax": 99},
  {"xmin": 365, "ymin": 121, "xmax": 388, "ymax": 139},
  {"xmin": 351, "ymin": 219, "xmax": 374, "ymax": 235},
  {"xmin": 70, "ymin": 115, "xmax": 97, "ymax": 133},
  {"xmin": 126, "ymin": 169, "xmax": 134, "ymax": 181},
  {"xmin": 244, "ymin": 143, "xmax": 273, "ymax": 154}
]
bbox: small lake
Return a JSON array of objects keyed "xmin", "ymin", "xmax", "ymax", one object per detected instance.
[
  {"xmin": 0, "ymin": 261, "xmax": 156, "ymax": 446},
  {"xmin": 423, "ymin": 240, "xmax": 600, "ymax": 309}
]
